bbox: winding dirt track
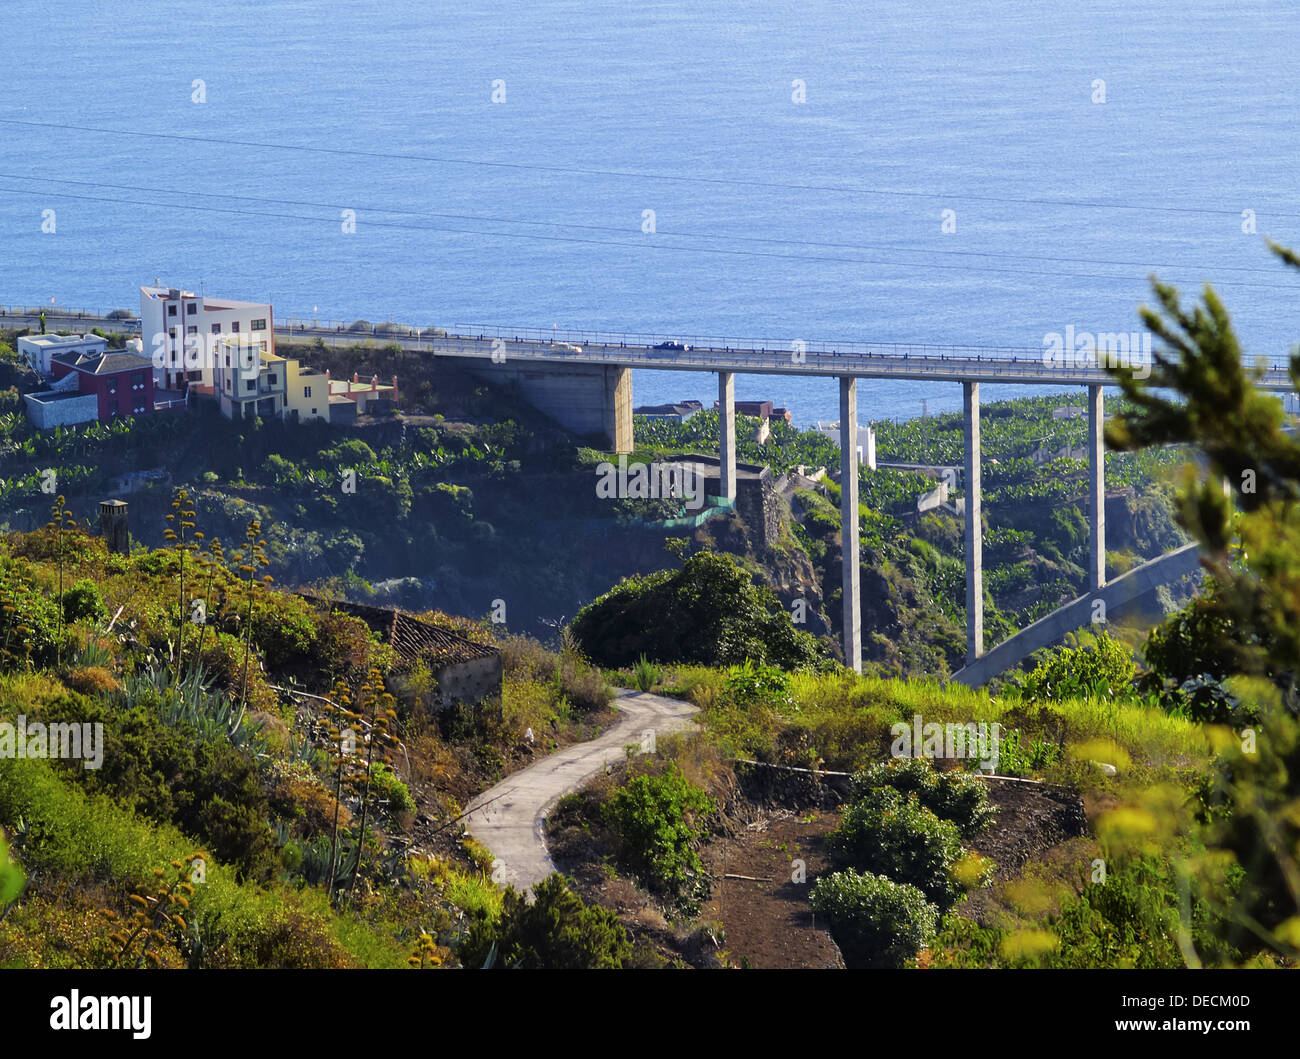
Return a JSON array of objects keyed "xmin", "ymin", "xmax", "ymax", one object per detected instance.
[{"xmin": 462, "ymin": 690, "xmax": 698, "ymax": 891}]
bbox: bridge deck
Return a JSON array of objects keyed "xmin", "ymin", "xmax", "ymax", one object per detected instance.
[{"xmin": 5, "ymin": 309, "xmax": 1294, "ymax": 390}]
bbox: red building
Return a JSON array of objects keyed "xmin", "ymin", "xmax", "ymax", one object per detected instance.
[{"xmin": 50, "ymin": 349, "xmax": 157, "ymax": 421}]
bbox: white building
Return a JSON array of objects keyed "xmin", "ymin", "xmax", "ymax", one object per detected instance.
[
  {"xmin": 17, "ymin": 333, "xmax": 108, "ymax": 377},
  {"xmin": 815, "ymin": 420, "xmax": 877, "ymax": 470},
  {"xmin": 210, "ymin": 340, "xmax": 288, "ymax": 421},
  {"xmin": 140, "ymin": 285, "xmax": 274, "ymax": 391}
]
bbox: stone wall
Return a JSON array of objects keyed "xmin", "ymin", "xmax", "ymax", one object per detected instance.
[
  {"xmin": 436, "ymin": 654, "xmax": 505, "ymax": 710},
  {"xmin": 23, "ymin": 392, "xmax": 98, "ymax": 429},
  {"xmin": 734, "ymin": 759, "xmax": 851, "ymax": 810}
]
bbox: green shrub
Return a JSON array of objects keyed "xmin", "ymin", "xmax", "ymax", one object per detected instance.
[
  {"xmin": 848, "ymin": 757, "xmax": 996, "ymax": 839},
  {"xmin": 1161, "ymin": 675, "xmax": 1257, "ymax": 727},
  {"xmin": 553, "ymin": 652, "xmax": 614, "ymax": 714},
  {"xmin": 601, "ymin": 764, "xmax": 714, "ymax": 904},
  {"xmin": 995, "ymin": 728, "xmax": 1062, "ymax": 778},
  {"xmin": 1142, "ymin": 586, "xmax": 1245, "ymax": 689},
  {"xmin": 39, "ymin": 685, "xmax": 281, "ymax": 882},
  {"xmin": 724, "ymin": 660, "xmax": 793, "ymax": 710},
  {"xmin": 825, "ymin": 787, "xmax": 965, "ymax": 911},
  {"xmin": 632, "ymin": 654, "xmax": 661, "ymax": 692},
  {"xmin": 570, "ymin": 550, "xmax": 822, "ymax": 670},
  {"xmin": 0, "ymin": 825, "xmax": 23, "ymax": 911},
  {"xmin": 929, "ymin": 854, "xmax": 1241, "ymax": 969},
  {"xmin": 458, "ymin": 874, "xmax": 631, "ymax": 969},
  {"xmin": 248, "ymin": 595, "xmax": 318, "ymax": 671},
  {"xmin": 0, "ymin": 565, "xmax": 60, "ymax": 670},
  {"xmin": 61, "ymin": 580, "xmax": 106, "ymax": 626},
  {"xmin": 809, "ymin": 869, "xmax": 938, "ymax": 968},
  {"xmin": 1022, "ymin": 632, "xmax": 1136, "ymax": 703},
  {"xmin": 370, "ymin": 761, "xmax": 416, "ymax": 816}
]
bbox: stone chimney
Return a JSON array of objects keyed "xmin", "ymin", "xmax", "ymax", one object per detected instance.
[{"xmin": 99, "ymin": 499, "xmax": 129, "ymax": 555}]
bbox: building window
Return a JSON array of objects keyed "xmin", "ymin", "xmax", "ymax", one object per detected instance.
[
  {"xmin": 231, "ymin": 322, "xmax": 240, "ymax": 332},
  {"xmin": 169, "ymin": 328, "xmax": 176, "ymax": 339},
  {"xmin": 268, "ymin": 374, "xmax": 277, "ymax": 385},
  {"xmin": 132, "ymin": 372, "xmax": 144, "ymax": 386},
  {"xmin": 187, "ymin": 325, "xmax": 197, "ymax": 335},
  {"xmin": 246, "ymin": 380, "xmax": 255, "ymax": 392},
  {"xmin": 107, "ymin": 380, "xmax": 117, "ymax": 394},
  {"xmin": 304, "ymin": 386, "xmax": 312, "ymax": 398},
  {"xmin": 260, "ymin": 341, "xmax": 267, "ymax": 353},
  {"xmin": 251, "ymin": 318, "xmax": 266, "ymax": 331},
  {"xmin": 186, "ymin": 303, "xmax": 197, "ymax": 315},
  {"xmin": 311, "ymin": 408, "xmax": 317, "ymax": 415},
  {"xmin": 167, "ymin": 305, "xmax": 177, "ymax": 317},
  {"xmin": 108, "ymin": 399, "xmax": 118, "ymax": 415},
  {"xmin": 211, "ymin": 323, "xmax": 221, "ymax": 334}
]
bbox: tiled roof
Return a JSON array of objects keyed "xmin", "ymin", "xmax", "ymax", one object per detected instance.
[
  {"xmin": 296, "ymin": 593, "xmax": 499, "ymax": 668},
  {"xmin": 51, "ymin": 349, "xmax": 154, "ymax": 375}
]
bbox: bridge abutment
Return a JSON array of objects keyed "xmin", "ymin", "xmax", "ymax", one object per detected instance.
[{"xmin": 445, "ymin": 358, "xmax": 632, "ymax": 452}]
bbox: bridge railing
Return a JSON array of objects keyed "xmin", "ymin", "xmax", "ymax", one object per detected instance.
[
  {"xmin": 1, "ymin": 304, "xmax": 136, "ymax": 320},
  {"xmin": 4, "ymin": 306, "xmax": 1295, "ymax": 376},
  {"xmin": 262, "ymin": 328, "xmax": 1300, "ymax": 383}
]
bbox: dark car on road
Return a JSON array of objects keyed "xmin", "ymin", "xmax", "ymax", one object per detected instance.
[{"xmin": 654, "ymin": 340, "xmax": 691, "ymax": 351}]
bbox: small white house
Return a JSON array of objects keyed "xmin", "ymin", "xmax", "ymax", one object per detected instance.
[{"xmin": 17, "ymin": 333, "xmax": 108, "ymax": 377}]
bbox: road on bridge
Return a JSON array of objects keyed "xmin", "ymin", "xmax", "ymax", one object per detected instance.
[{"xmin": 9, "ymin": 307, "xmax": 1292, "ymax": 388}]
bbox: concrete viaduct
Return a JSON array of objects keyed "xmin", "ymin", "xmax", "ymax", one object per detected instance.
[{"xmin": 9, "ymin": 308, "xmax": 1296, "ymax": 683}]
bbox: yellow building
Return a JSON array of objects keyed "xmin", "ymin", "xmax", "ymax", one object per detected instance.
[{"xmin": 283, "ymin": 359, "xmax": 332, "ymax": 422}]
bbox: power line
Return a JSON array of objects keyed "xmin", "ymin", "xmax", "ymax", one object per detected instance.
[
  {"xmin": 0, "ymin": 172, "xmax": 1289, "ymax": 279},
  {"xmin": 2, "ymin": 117, "xmax": 1294, "ymax": 220},
  {"xmin": 4, "ymin": 182, "xmax": 1297, "ymax": 291}
]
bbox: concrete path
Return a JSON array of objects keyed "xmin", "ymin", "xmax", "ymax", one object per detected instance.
[{"xmin": 462, "ymin": 689, "xmax": 699, "ymax": 892}]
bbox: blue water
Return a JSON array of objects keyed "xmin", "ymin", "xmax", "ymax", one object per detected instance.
[{"xmin": 2, "ymin": 0, "xmax": 1298, "ymax": 425}]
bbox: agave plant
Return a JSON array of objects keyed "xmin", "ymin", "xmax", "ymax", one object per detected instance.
[{"xmin": 130, "ymin": 663, "xmax": 248, "ymax": 745}]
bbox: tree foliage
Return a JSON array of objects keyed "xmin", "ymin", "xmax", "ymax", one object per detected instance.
[
  {"xmin": 825, "ymin": 786, "xmax": 966, "ymax": 912},
  {"xmin": 1105, "ymin": 247, "xmax": 1300, "ymax": 959},
  {"xmin": 809, "ymin": 869, "xmax": 937, "ymax": 969},
  {"xmin": 570, "ymin": 550, "xmax": 822, "ymax": 670},
  {"xmin": 848, "ymin": 757, "xmax": 995, "ymax": 840},
  {"xmin": 601, "ymin": 763, "xmax": 715, "ymax": 904},
  {"xmin": 458, "ymin": 874, "xmax": 632, "ymax": 969},
  {"xmin": 1021, "ymin": 631, "xmax": 1137, "ymax": 703}
]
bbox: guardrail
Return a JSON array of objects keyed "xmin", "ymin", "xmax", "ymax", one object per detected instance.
[
  {"xmin": 4, "ymin": 305, "xmax": 1295, "ymax": 379},
  {"xmin": 0, "ymin": 304, "xmax": 135, "ymax": 320},
  {"xmin": 278, "ymin": 330, "xmax": 1298, "ymax": 387}
]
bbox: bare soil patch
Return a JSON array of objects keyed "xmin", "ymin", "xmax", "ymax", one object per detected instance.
[
  {"xmin": 697, "ymin": 808, "xmax": 844, "ymax": 968},
  {"xmin": 969, "ymin": 778, "xmax": 1089, "ymax": 879},
  {"xmin": 549, "ymin": 763, "xmax": 1090, "ymax": 968}
]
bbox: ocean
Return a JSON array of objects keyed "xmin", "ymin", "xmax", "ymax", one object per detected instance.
[{"xmin": 2, "ymin": 0, "xmax": 1297, "ymax": 426}]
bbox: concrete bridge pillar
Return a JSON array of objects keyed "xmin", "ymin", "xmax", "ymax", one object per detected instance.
[
  {"xmin": 840, "ymin": 377, "xmax": 861, "ymax": 673},
  {"xmin": 963, "ymin": 381, "xmax": 983, "ymax": 664},
  {"xmin": 719, "ymin": 371, "xmax": 737, "ymax": 502},
  {"xmin": 1088, "ymin": 384, "xmax": 1106, "ymax": 591}
]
